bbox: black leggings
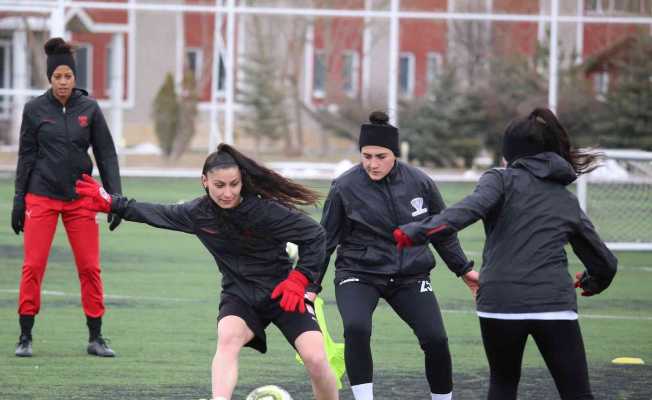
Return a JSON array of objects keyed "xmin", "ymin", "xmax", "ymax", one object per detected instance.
[
  {"xmin": 479, "ymin": 317, "xmax": 593, "ymax": 400},
  {"xmin": 335, "ymin": 278, "xmax": 452, "ymax": 394}
]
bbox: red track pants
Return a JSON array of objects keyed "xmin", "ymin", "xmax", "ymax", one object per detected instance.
[{"xmin": 18, "ymin": 193, "xmax": 105, "ymax": 318}]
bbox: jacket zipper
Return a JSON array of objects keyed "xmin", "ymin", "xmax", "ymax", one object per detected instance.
[
  {"xmin": 383, "ymin": 174, "xmax": 404, "ymax": 274},
  {"xmin": 62, "ymin": 105, "xmax": 74, "ymax": 199}
]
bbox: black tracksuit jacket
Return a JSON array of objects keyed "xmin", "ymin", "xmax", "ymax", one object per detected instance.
[
  {"xmin": 319, "ymin": 161, "xmax": 472, "ymax": 286},
  {"xmin": 14, "ymin": 88, "xmax": 121, "ymax": 201},
  {"xmin": 400, "ymin": 152, "xmax": 618, "ymax": 314},
  {"xmin": 110, "ymin": 194, "xmax": 326, "ymax": 305}
]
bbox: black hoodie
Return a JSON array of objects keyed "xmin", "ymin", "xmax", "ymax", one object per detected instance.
[
  {"xmin": 400, "ymin": 152, "xmax": 618, "ymax": 314},
  {"xmin": 14, "ymin": 88, "xmax": 121, "ymax": 201}
]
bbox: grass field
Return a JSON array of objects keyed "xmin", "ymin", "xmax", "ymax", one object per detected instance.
[{"xmin": 0, "ymin": 177, "xmax": 650, "ymax": 400}]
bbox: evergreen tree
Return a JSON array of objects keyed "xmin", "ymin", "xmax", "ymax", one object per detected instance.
[
  {"xmin": 594, "ymin": 36, "xmax": 652, "ymax": 150},
  {"xmin": 238, "ymin": 17, "xmax": 290, "ymax": 154},
  {"xmin": 401, "ymin": 68, "xmax": 486, "ymax": 168},
  {"xmin": 170, "ymin": 68, "xmax": 199, "ymax": 160},
  {"xmin": 151, "ymin": 73, "xmax": 179, "ymax": 157}
]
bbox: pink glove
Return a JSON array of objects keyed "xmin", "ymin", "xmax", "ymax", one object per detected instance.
[
  {"xmin": 393, "ymin": 228, "xmax": 414, "ymax": 250},
  {"xmin": 271, "ymin": 270, "xmax": 309, "ymax": 313},
  {"xmin": 75, "ymin": 174, "xmax": 112, "ymax": 213}
]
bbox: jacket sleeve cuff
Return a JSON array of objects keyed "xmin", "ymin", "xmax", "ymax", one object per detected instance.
[
  {"xmin": 306, "ymin": 282, "xmax": 322, "ymax": 294},
  {"xmin": 456, "ymin": 260, "xmax": 474, "ymax": 277}
]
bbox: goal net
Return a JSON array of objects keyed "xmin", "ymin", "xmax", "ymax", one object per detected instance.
[{"xmin": 577, "ymin": 149, "xmax": 652, "ymax": 251}]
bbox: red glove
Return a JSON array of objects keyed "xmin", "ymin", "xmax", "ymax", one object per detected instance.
[
  {"xmin": 574, "ymin": 272, "xmax": 594, "ymax": 297},
  {"xmin": 271, "ymin": 270, "xmax": 309, "ymax": 313},
  {"xmin": 393, "ymin": 228, "xmax": 414, "ymax": 250},
  {"xmin": 75, "ymin": 174, "xmax": 112, "ymax": 213}
]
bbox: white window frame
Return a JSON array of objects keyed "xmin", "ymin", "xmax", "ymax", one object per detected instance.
[
  {"xmin": 341, "ymin": 50, "xmax": 359, "ymax": 97},
  {"xmin": 0, "ymin": 39, "xmax": 11, "ymax": 120},
  {"xmin": 185, "ymin": 47, "xmax": 203, "ymax": 82},
  {"xmin": 74, "ymin": 43, "xmax": 93, "ymax": 93},
  {"xmin": 105, "ymin": 44, "xmax": 113, "ymax": 96},
  {"xmin": 426, "ymin": 52, "xmax": 443, "ymax": 85},
  {"xmin": 313, "ymin": 50, "xmax": 326, "ymax": 99},
  {"xmin": 399, "ymin": 52, "xmax": 415, "ymax": 98}
]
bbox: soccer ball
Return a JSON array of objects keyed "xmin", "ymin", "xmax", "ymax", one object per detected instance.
[{"xmin": 245, "ymin": 385, "xmax": 293, "ymax": 400}]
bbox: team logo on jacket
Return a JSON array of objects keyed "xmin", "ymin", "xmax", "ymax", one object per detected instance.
[
  {"xmin": 410, "ymin": 197, "xmax": 428, "ymax": 217},
  {"xmin": 78, "ymin": 115, "xmax": 89, "ymax": 127},
  {"xmin": 420, "ymin": 280, "xmax": 433, "ymax": 293}
]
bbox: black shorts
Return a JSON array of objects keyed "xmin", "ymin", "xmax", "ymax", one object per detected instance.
[{"xmin": 217, "ymin": 293, "xmax": 320, "ymax": 353}]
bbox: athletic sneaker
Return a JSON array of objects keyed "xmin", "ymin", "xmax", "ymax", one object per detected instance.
[
  {"xmin": 87, "ymin": 336, "xmax": 115, "ymax": 357},
  {"xmin": 15, "ymin": 335, "xmax": 32, "ymax": 357}
]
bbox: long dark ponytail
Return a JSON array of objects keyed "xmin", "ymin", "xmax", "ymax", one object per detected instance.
[
  {"xmin": 202, "ymin": 143, "xmax": 320, "ymax": 210},
  {"xmin": 529, "ymin": 108, "xmax": 602, "ymax": 175}
]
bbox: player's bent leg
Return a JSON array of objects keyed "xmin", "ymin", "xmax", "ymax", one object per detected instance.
[
  {"xmin": 295, "ymin": 330, "xmax": 339, "ymax": 400},
  {"xmin": 212, "ymin": 316, "xmax": 255, "ymax": 400}
]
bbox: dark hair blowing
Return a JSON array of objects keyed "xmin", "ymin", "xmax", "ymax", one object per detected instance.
[
  {"xmin": 202, "ymin": 143, "xmax": 320, "ymax": 210},
  {"xmin": 505, "ymin": 107, "xmax": 602, "ymax": 175}
]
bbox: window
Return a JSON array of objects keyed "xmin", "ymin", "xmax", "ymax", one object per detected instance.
[
  {"xmin": 0, "ymin": 40, "xmax": 10, "ymax": 118},
  {"xmin": 185, "ymin": 48, "xmax": 203, "ymax": 81},
  {"xmin": 215, "ymin": 51, "xmax": 226, "ymax": 96},
  {"xmin": 586, "ymin": 0, "xmax": 650, "ymax": 13},
  {"xmin": 426, "ymin": 52, "xmax": 443, "ymax": 85},
  {"xmin": 399, "ymin": 53, "xmax": 415, "ymax": 98},
  {"xmin": 593, "ymin": 71, "xmax": 609, "ymax": 99},
  {"xmin": 341, "ymin": 51, "xmax": 359, "ymax": 97},
  {"xmin": 74, "ymin": 44, "xmax": 92, "ymax": 92},
  {"xmin": 313, "ymin": 51, "xmax": 326, "ymax": 98}
]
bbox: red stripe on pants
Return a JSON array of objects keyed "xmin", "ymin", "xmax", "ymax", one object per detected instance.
[{"xmin": 18, "ymin": 193, "xmax": 105, "ymax": 318}]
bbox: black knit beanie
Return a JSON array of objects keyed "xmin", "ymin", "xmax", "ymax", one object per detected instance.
[
  {"xmin": 359, "ymin": 111, "xmax": 400, "ymax": 157},
  {"xmin": 45, "ymin": 38, "xmax": 76, "ymax": 82}
]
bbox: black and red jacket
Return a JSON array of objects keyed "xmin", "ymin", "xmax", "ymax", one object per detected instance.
[
  {"xmin": 319, "ymin": 161, "xmax": 473, "ymax": 286},
  {"xmin": 110, "ymin": 194, "xmax": 326, "ymax": 306},
  {"xmin": 14, "ymin": 88, "xmax": 121, "ymax": 201}
]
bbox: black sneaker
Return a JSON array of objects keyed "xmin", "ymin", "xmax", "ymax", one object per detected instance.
[
  {"xmin": 15, "ymin": 335, "xmax": 32, "ymax": 357},
  {"xmin": 87, "ymin": 336, "xmax": 115, "ymax": 357}
]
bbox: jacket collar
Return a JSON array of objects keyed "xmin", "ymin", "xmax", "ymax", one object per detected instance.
[{"xmin": 46, "ymin": 87, "xmax": 88, "ymax": 108}]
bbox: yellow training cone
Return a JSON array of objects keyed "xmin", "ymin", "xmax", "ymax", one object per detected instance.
[{"xmin": 611, "ymin": 357, "xmax": 645, "ymax": 365}]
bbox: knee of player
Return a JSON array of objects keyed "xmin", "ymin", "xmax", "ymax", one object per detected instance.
[
  {"xmin": 301, "ymin": 350, "xmax": 331, "ymax": 376},
  {"xmin": 216, "ymin": 333, "xmax": 247, "ymax": 354},
  {"xmin": 343, "ymin": 320, "xmax": 372, "ymax": 340},
  {"xmin": 419, "ymin": 333, "xmax": 449, "ymax": 353}
]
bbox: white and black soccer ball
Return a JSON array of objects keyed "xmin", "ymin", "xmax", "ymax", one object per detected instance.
[{"xmin": 245, "ymin": 385, "xmax": 293, "ymax": 400}]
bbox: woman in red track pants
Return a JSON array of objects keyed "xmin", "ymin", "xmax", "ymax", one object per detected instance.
[{"xmin": 11, "ymin": 37, "xmax": 122, "ymax": 357}]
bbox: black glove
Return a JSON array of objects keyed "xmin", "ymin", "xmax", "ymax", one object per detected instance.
[
  {"xmin": 107, "ymin": 213, "xmax": 122, "ymax": 231},
  {"xmin": 11, "ymin": 195, "xmax": 25, "ymax": 235}
]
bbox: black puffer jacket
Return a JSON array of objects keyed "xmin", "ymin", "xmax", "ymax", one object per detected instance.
[
  {"xmin": 111, "ymin": 194, "xmax": 326, "ymax": 305},
  {"xmin": 14, "ymin": 88, "xmax": 121, "ymax": 201},
  {"xmin": 319, "ymin": 161, "xmax": 472, "ymax": 286},
  {"xmin": 400, "ymin": 152, "xmax": 618, "ymax": 313}
]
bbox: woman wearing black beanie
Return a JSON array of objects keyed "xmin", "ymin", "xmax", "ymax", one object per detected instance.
[
  {"xmin": 12, "ymin": 37, "xmax": 123, "ymax": 357},
  {"xmin": 395, "ymin": 108, "xmax": 617, "ymax": 400},
  {"xmin": 317, "ymin": 111, "xmax": 478, "ymax": 400}
]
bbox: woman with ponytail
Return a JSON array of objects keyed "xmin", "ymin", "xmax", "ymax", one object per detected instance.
[
  {"xmin": 75, "ymin": 143, "xmax": 338, "ymax": 400},
  {"xmin": 12, "ymin": 37, "xmax": 122, "ymax": 358},
  {"xmin": 394, "ymin": 108, "xmax": 618, "ymax": 400}
]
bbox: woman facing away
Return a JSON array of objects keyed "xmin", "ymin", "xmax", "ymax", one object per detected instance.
[
  {"xmin": 12, "ymin": 37, "xmax": 122, "ymax": 358},
  {"xmin": 75, "ymin": 143, "xmax": 338, "ymax": 400},
  {"xmin": 394, "ymin": 108, "xmax": 618, "ymax": 400}
]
